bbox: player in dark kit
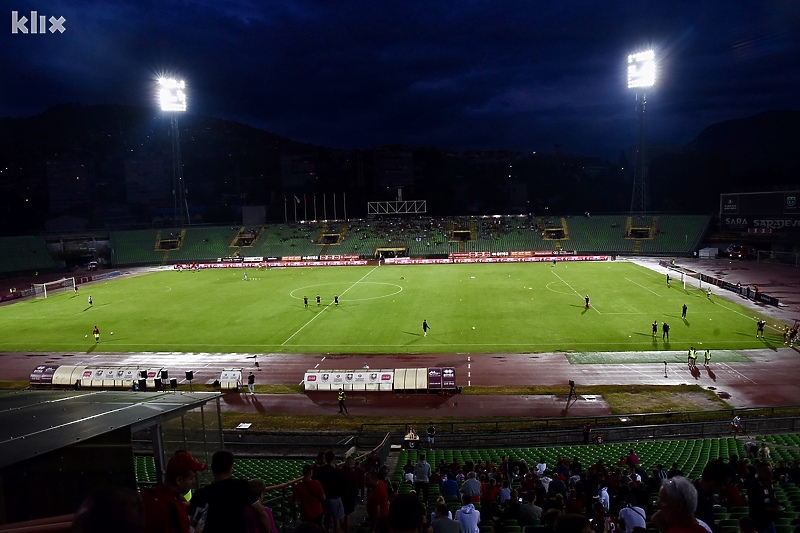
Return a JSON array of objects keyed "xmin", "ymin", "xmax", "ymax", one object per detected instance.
[
  {"xmin": 681, "ymin": 304, "xmax": 687, "ymax": 319},
  {"xmin": 422, "ymin": 319, "xmax": 430, "ymax": 337},
  {"xmin": 756, "ymin": 319, "xmax": 766, "ymax": 338},
  {"xmin": 584, "ymin": 295, "xmax": 590, "ymax": 308},
  {"xmin": 662, "ymin": 322, "xmax": 670, "ymax": 341},
  {"xmin": 652, "ymin": 320, "xmax": 658, "ymax": 337},
  {"xmin": 316, "ymin": 294, "xmax": 321, "ymax": 306},
  {"xmin": 334, "ymin": 295, "xmax": 339, "ymax": 306},
  {"xmin": 303, "ymin": 296, "xmax": 308, "ymax": 308},
  {"xmin": 666, "ymin": 273, "xmax": 671, "ymax": 287}
]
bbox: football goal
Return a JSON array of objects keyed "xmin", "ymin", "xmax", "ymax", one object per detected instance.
[{"xmin": 32, "ymin": 277, "xmax": 76, "ymax": 298}]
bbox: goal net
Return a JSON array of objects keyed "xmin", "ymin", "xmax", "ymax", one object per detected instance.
[{"xmin": 32, "ymin": 277, "xmax": 76, "ymax": 298}]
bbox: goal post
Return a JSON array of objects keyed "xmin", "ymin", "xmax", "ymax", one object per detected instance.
[{"xmin": 32, "ymin": 277, "xmax": 76, "ymax": 298}]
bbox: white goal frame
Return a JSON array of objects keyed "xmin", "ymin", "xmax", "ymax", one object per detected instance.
[{"xmin": 32, "ymin": 277, "xmax": 76, "ymax": 298}]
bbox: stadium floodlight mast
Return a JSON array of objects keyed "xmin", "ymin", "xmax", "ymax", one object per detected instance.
[
  {"xmin": 157, "ymin": 77, "xmax": 190, "ymax": 226},
  {"xmin": 627, "ymin": 49, "xmax": 655, "ymax": 215}
]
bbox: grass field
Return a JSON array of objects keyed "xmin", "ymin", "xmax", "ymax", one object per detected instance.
[{"xmin": 0, "ymin": 261, "xmax": 786, "ymax": 354}]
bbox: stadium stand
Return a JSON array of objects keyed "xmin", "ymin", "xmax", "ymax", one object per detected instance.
[
  {"xmin": 0, "ymin": 235, "xmax": 59, "ymax": 275},
  {"xmin": 103, "ymin": 214, "xmax": 713, "ymax": 267}
]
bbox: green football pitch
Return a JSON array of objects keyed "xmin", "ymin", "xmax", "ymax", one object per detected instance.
[{"xmin": 0, "ymin": 261, "xmax": 785, "ymax": 354}]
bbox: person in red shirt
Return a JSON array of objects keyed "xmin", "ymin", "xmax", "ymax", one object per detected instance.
[
  {"xmin": 367, "ymin": 467, "xmax": 390, "ymax": 533},
  {"xmin": 141, "ymin": 451, "xmax": 207, "ymax": 533},
  {"xmin": 294, "ymin": 464, "xmax": 326, "ymax": 525}
]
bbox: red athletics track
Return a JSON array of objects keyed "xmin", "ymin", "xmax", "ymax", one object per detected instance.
[{"xmin": 2, "ymin": 347, "xmax": 798, "ymax": 418}]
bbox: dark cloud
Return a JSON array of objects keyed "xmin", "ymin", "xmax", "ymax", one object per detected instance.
[{"xmin": 1, "ymin": 0, "xmax": 798, "ymax": 158}]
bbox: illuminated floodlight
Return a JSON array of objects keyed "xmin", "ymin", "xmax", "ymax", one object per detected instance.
[
  {"xmin": 158, "ymin": 78, "xmax": 187, "ymax": 112},
  {"xmin": 627, "ymin": 50, "xmax": 655, "ymax": 89}
]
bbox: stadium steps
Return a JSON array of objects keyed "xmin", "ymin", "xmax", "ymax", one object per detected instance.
[
  {"xmin": 561, "ymin": 218, "xmax": 570, "ymax": 239},
  {"xmin": 634, "ymin": 240, "xmax": 642, "ymax": 254}
]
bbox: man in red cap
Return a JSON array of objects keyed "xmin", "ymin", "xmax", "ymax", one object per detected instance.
[{"xmin": 141, "ymin": 450, "xmax": 207, "ymax": 533}]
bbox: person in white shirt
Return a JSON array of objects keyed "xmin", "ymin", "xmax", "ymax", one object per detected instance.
[{"xmin": 618, "ymin": 493, "xmax": 646, "ymax": 533}]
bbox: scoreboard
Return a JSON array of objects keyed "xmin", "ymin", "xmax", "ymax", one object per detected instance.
[{"xmin": 720, "ymin": 191, "xmax": 800, "ymax": 232}]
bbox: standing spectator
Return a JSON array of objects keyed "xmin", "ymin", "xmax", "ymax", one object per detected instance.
[
  {"xmin": 651, "ymin": 476, "xmax": 707, "ymax": 533},
  {"xmin": 626, "ymin": 450, "xmax": 639, "ymax": 468},
  {"xmin": 536, "ymin": 458, "xmax": 547, "ymax": 476},
  {"xmin": 189, "ymin": 450, "xmax": 272, "ymax": 533},
  {"xmin": 388, "ymin": 493, "xmax": 426, "ymax": 533},
  {"xmin": 460, "ymin": 472, "xmax": 482, "ymax": 503},
  {"xmin": 141, "ymin": 451, "xmax": 207, "ymax": 533},
  {"xmin": 247, "ymin": 372, "xmax": 256, "ymax": 395},
  {"xmin": 294, "ymin": 464, "xmax": 325, "ymax": 526},
  {"xmin": 366, "ymin": 467, "xmax": 390, "ymax": 532},
  {"xmin": 455, "ymin": 494, "xmax": 481, "ymax": 533},
  {"xmin": 341, "ymin": 457, "xmax": 358, "ymax": 533},
  {"xmin": 314, "ymin": 451, "xmax": 345, "ymax": 533},
  {"xmin": 442, "ymin": 471, "xmax": 459, "ymax": 498},
  {"xmin": 617, "ymin": 493, "xmax": 646, "ymax": 533},
  {"xmin": 583, "ymin": 424, "xmax": 592, "ymax": 445},
  {"xmin": 246, "ymin": 479, "xmax": 278, "ymax": 533},
  {"xmin": 413, "ymin": 453, "xmax": 432, "ymax": 504},
  {"xmin": 731, "ymin": 416, "xmax": 742, "ymax": 438},
  {"xmin": 427, "ymin": 424, "xmax": 436, "ymax": 449}
]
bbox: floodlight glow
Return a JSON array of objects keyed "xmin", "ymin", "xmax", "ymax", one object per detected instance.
[
  {"xmin": 158, "ymin": 78, "xmax": 187, "ymax": 112},
  {"xmin": 627, "ymin": 50, "xmax": 655, "ymax": 89}
]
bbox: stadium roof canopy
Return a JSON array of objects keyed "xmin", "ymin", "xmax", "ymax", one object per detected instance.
[{"xmin": 0, "ymin": 389, "xmax": 222, "ymax": 469}]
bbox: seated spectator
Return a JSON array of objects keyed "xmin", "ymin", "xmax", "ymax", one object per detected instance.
[
  {"xmin": 430, "ymin": 497, "xmax": 453, "ymax": 523},
  {"xmin": 431, "ymin": 503, "xmax": 460, "ymax": 533}
]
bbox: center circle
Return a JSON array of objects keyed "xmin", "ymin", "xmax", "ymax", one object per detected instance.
[{"xmin": 290, "ymin": 282, "xmax": 403, "ymax": 302}]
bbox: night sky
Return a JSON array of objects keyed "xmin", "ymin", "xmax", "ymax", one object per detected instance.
[{"xmin": 1, "ymin": 0, "xmax": 798, "ymax": 158}]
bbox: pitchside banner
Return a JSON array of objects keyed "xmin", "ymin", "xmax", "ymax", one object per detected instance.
[
  {"xmin": 30, "ymin": 364, "xmax": 59, "ymax": 385},
  {"xmin": 427, "ymin": 367, "xmax": 457, "ymax": 389}
]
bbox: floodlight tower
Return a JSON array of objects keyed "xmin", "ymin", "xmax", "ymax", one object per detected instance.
[
  {"xmin": 627, "ymin": 50, "xmax": 655, "ymax": 215},
  {"xmin": 158, "ymin": 78, "xmax": 190, "ymax": 226}
]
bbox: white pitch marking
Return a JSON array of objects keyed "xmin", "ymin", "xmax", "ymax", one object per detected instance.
[
  {"xmin": 282, "ymin": 266, "xmax": 379, "ymax": 345},
  {"xmin": 624, "ymin": 277, "xmax": 660, "ymax": 296}
]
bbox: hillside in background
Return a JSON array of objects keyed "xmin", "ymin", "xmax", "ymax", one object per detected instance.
[{"xmin": 0, "ymin": 105, "xmax": 797, "ymax": 232}]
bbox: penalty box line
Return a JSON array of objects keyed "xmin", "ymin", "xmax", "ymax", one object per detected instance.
[{"xmin": 552, "ymin": 270, "xmax": 600, "ymax": 314}]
